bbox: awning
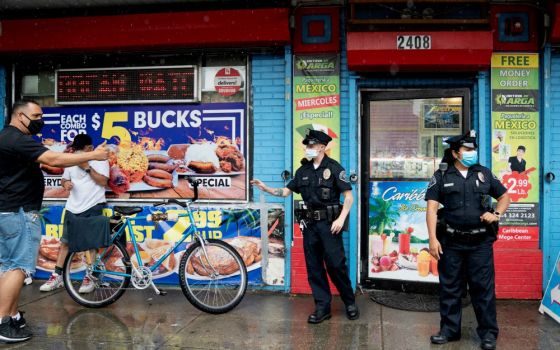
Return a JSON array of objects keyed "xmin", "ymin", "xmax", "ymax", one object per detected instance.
[
  {"xmin": 347, "ymin": 31, "xmax": 493, "ymax": 72},
  {"xmin": 0, "ymin": 8, "xmax": 290, "ymax": 53}
]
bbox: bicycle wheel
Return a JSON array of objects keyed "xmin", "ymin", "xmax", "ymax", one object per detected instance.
[
  {"xmin": 179, "ymin": 239, "xmax": 248, "ymax": 314},
  {"xmin": 63, "ymin": 241, "xmax": 131, "ymax": 308}
]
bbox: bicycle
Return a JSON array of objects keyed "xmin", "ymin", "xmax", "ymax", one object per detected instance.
[{"xmin": 62, "ymin": 179, "xmax": 248, "ymax": 314}]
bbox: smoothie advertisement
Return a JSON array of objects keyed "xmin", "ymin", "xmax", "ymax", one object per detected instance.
[
  {"xmin": 35, "ymin": 205, "xmax": 286, "ymax": 287},
  {"xmin": 367, "ymin": 181, "xmax": 438, "ymax": 283},
  {"xmin": 491, "ymin": 53, "xmax": 540, "ymax": 246},
  {"xmin": 38, "ymin": 103, "xmax": 248, "ymax": 202}
]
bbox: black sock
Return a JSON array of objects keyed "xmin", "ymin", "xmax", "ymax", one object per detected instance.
[{"xmin": 54, "ymin": 266, "xmax": 63, "ymax": 275}]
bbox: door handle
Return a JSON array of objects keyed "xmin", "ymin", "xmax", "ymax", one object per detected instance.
[{"xmin": 546, "ymin": 172, "xmax": 556, "ymax": 183}]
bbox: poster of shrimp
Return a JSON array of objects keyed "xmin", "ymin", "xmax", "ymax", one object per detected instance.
[{"xmin": 38, "ymin": 103, "xmax": 248, "ymax": 201}]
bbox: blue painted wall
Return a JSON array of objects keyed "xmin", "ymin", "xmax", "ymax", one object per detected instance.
[{"xmin": 543, "ymin": 49, "xmax": 560, "ymax": 285}]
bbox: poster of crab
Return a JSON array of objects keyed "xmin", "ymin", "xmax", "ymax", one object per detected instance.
[{"xmin": 38, "ymin": 103, "xmax": 247, "ymax": 201}]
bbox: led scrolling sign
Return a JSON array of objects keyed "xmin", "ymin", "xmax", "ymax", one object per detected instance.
[{"xmin": 55, "ymin": 66, "xmax": 197, "ymax": 105}]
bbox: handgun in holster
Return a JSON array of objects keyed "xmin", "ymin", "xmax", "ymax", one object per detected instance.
[{"xmin": 328, "ymin": 204, "xmax": 349, "ymax": 231}]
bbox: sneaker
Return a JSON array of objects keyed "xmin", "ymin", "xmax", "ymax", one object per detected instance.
[
  {"xmin": 0, "ymin": 317, "xmax": 32, "ymax": 343},
  {"xmin": 78, "ymin": 277, "xmax": 95, "ymax": 294},
  {"xmin": 39, "ymin": 274, "xmax": 63, "ymax": 292},
  {"xmin": 23, "ymin": 276, "xmax": 33, "ymax": 286},
  {"xmin": 12, "ymin": 311, "xmax": 26, "ymax": 329}
]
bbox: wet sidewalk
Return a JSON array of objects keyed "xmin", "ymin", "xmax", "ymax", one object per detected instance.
[{"xmin": 2, "ymin": 283, "xmax": 559, "ymax": 349}]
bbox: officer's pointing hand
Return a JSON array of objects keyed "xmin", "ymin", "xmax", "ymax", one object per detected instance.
[
  {"xmin": 250, "ymin": 179, "xmax": 266, "ymax": 191},
  {"xmin": 429, "ymin": 238, "xmax": 443, "ymax": 260},
  {"xmin": 331, "ymin": 217, "xmax": 344, "ymax": 235}
]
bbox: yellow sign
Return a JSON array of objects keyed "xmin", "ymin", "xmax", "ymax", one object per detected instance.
[{"xmin": 491, "ymin": 53, "xmax": 538, "ymax": 68}]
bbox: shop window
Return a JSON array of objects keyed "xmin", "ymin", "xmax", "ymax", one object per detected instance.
[{"xmin": 365, "ymin": 89, "xmax": 470, "ymax": 180}]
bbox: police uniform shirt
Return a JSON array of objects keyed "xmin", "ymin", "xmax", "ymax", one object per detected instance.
[
  {"xmin": 508, "ymin": 156, "xmax": 526, "ymax": 172},
  {"xmin": 287, "ymin": 156, "xmax": 351, "ymax": 208},
  {"xmin": 424, "ymin": 164, "xmax": 507, "ymax": 229}
]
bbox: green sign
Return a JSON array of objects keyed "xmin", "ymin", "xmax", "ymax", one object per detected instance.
[
  {"xmin": 491, "ymin": 53, "xmax": 540, "ymax": 244},
  {"xmin": 292, "ymin": 54, "xmax": 341, "ymax": 198}
]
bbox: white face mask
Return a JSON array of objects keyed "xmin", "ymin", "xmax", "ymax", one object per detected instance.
[{"xmin": 305, "ymin": 149, "xmax": 319, "ymax": 159}]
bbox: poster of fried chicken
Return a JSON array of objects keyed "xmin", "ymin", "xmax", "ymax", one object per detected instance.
[
  {"xmin": 39, "ymin": 103, "xmax": 247, "ymax": 201},
  {"xmin": 35, "ymin": 205, "xmax": 286, "ymax": 287}
]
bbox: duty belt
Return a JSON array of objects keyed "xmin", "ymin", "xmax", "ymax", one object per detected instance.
[
  {"xmin": 445, "ymin": 225, "xmax": 487, "ymax": 236},
  {"xmin": 303, "ymin": 209, "xmax": 329, "ymax": 221}
]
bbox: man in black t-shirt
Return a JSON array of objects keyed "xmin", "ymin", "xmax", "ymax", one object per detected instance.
[
  {"xmin": 508, "ymin": 145, "xmax": 526, "ymax": 173},
  {"xmin": 0, "ymin": 100, "xmax": 109, "ymax": 343}
]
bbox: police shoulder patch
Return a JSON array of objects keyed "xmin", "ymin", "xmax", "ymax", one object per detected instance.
[
  {"xmin": 339, "ymin": 170, "xmax": 349, "ymax": 183},
  {"xmin": 428, "ymin": 175, "xmax": 437, "ymax": 189}
]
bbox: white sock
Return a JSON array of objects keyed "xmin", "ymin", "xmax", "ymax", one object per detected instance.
[{"xmin": 12, "ymin": 312, "xmax": 21, "ymax": 321}]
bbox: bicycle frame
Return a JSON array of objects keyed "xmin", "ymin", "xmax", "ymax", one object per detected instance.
[{"xmin": 93, "ymin": 202, "xmax": 202, "ymax": 279}]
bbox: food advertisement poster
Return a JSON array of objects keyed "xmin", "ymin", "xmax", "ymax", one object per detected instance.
[
  {"xmin": 540, "ymin": 251, "xmax": 560, "ymax": 325},
  {"xmin": 491, "ymin": 53, "xmax": 540, "ymax": 245},
  {"xmin": 368, "ymin": 181, "xmax": 438, "ymax": 283},
  {"xmin": 39, "ymin": 103, "xmax": 247, "ymax": 201},
  {"xmin": 293, "ymin": 54, "xmax": 341, "ymax": 179},
  {"xmin": 36, "ymin": 205, "xmax": 286, "ymax": 287}
]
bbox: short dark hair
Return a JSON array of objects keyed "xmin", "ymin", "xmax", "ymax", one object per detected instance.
[
  {"xmin": 71, "ymin": 134, "xmax": 93, "ymax": 151},
  {"xmin": 517, "ymin": 145, "xmax": 526, "ymax": 152},
  {"xmin": 10, "ymin": 100, "xmax": 40, "ymax": 120}
]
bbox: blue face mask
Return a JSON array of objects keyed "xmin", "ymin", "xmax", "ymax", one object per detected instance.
[{"xmin": 459, "ymin": 150, "xmax": 478, "ymax": 167}]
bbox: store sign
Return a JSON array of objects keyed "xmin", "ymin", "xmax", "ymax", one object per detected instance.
[
  {"xmin": 540, "ymin": 250, "xmax": 560, "ymax": 324},
  {"xmin": 491, "ymin": 53, "xmax": 540, "ymax": 246},
  {"xmin": 214, "ymin": 68, "xmax": 242, "ymax": 97},
  {"xmin": 35, "ymin": 205, "xmax": 286, "ymax": 287},
  {"xmin": 292, "ymin": 54, "xmax": 341, "ymax": 176},
  {"xmin": 367, "ymin": 181, "xmax": 438, "ymax": 283},
  {"xmin": 39, "ymin": 103, "xmax": 248, "ymax": 201}
]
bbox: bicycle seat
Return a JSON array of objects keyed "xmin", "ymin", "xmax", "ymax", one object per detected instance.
[{"xmin": 113, "ymin": 206, "xmax": 143, "ymax": 216}]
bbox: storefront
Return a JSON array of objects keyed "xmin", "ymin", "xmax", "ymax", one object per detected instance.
[
  {"xmin": 0, "ymin": 1, "xmax": 554, "ymax": 299},
  {"xmin": 0, "ymin": 6, "xmax": 292, "ymax": 291}
]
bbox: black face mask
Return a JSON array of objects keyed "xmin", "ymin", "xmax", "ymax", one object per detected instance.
[{"xmin": 22, "ymin": 113, "xmax": 44, "ymax": 135}]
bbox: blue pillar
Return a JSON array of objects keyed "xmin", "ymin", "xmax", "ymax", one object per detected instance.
[
  {"xmin": 542, "ymin": 44, "xmax": 552, "ymax": 287},
  {"xmin": 348, "ymin": 74, "xmax": 359, "ymax": 290},
  {"xmin": 284, "ymin": 46, "xmax": 293, "ymax": 293},
  {"xmin": 477, "ymin": 71, "xmax": 489, "ymax": 167}
]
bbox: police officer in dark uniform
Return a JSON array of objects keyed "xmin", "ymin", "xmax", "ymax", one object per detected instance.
[
  {"xmin": 425, "ymin": 131, "xmax": 510, "ymax": 350},
  {"xmin": 251, "ymin": 129, "xmax": 359, "ymax": 323}
]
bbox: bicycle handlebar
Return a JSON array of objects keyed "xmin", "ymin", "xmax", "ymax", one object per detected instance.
[{"xmin": 153, "ymin": 177, "xmax": 199, "ymax": 207}]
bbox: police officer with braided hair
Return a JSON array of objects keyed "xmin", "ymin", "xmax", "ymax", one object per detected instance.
[
  {"xmin": 251, "ymin": 129, "xmax": 358, "ymax": 323},
  {"xmin": 425, "ymin": 131, "xmax": 510, "ymax": 350}
]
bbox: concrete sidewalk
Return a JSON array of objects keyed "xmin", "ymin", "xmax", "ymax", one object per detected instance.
[{"xmin": 2, "ymin": 283, "xmax": 559, "ymax": 349}]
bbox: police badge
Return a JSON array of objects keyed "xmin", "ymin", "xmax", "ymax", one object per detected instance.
[
  {"xmin": 339, "ymin": 170, "xmax": 349, "ymax": 183},
  {"xmin": 323, "ymin": 168, "xmax": 331, "ymax": 180},
  {"xmin": 478, "ymin": 172, "xmax": 486, "ymax": 183},
  {"xmin": 428, "ymin": 175, "xmax": 437, "ymax": 189}
]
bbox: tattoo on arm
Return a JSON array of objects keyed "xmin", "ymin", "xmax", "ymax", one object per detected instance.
[{"xmin": 272, "ymin": 188, "xmax": 284, "ymax": 196}]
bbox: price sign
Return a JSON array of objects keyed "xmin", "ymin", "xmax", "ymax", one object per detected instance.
[
  {"xmin": 502, "ymin": 170, "xmax": 534, "ymax": 202},
  {"xmin": 56, "ymin": 66, "xmax": 197, "ymax": 105}
]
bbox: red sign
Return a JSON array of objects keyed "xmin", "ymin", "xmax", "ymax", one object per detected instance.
[
  {"xmin": 502, "ymin": 167, "xmax": 536, "ymax": 202},
  {"xmin": 214, "ymin": 68, "xmax": 242, "ymax": 97}
]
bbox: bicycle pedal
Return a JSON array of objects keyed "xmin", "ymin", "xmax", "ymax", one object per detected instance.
[{"xmin": 158, "ymin": 289, "xmax": 167, "ymax": 296}]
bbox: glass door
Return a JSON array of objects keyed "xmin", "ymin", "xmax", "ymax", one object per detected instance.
[{"xmin": 361, "ymin": 89, "xmax": 470, "ymax": 287}]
